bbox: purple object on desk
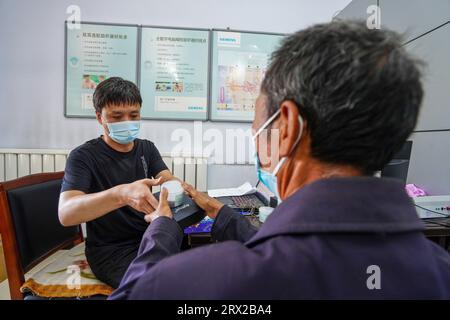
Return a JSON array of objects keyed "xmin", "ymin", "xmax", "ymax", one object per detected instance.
[
  {"xmin": 183, "ymin": 210, "xmax": 253, "ymax": 234},
  {"xmin": 405, "ymin": 184, "xmax": 428, "ymax": 198},
  {"xmin": 184, "ymin": 216, "xmax": 214, "ymax": 234}
]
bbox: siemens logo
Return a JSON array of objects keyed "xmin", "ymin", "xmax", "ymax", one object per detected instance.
[
  {"xmin": 219, "ymin": 37, "xmax": 237, "ymax": 43},
  {"xmin": 217, "ymin": 32, "xmax": 241, "ymax": 46}
]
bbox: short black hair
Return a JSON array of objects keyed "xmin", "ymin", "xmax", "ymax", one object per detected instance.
[
  {"xmin": 92, "ymin": 77, "xmax": 142, "ymax": 113},
  {"xmin": 261, "ymin": 21, "xmax": 423, "ymax": 174}
]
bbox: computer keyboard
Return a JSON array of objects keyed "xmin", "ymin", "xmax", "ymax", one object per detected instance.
[{"xmin": 230, "ymin": 194, "xmax": 266, "ymax": 210}]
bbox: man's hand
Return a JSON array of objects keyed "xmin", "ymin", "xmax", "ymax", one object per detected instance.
[
  {"xmin": 144, "ymin": 188, "xmax": 173, "ymax": 223},
  {"xmin": 118, "ymin": 178, "xmax": 161, "ymax": 215},
  {"xmin": 182, "ymin": 182, "xmax": 224, "ymax": 219}
]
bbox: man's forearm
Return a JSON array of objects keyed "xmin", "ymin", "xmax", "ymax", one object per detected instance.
[{"xmin": 58, "ymin": 185, "xmax": 125, "ymax": 226}]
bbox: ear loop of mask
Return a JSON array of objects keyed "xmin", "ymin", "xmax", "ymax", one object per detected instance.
[
  {"xmin": 252, "ymin": 109, "xmax": 282, "ymax": 171},
  {"xmin": 252, "ymin": 108, "xmax": 282, "ymax": 140},
  {"xmin": 271, "ymin": 115, "xmax": 303, "ymax": 176},
  {"xmin": 252, "ymin": 108, "xmax": 304, "ymax": 177}
]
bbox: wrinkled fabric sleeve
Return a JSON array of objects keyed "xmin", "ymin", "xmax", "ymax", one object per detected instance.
[{"xmin": 211, "ymin": 205, "xmax": 259, "ymax": 243}]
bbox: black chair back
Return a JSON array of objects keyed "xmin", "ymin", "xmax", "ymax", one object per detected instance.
[{"xmin": 6, "ymin": 179, "xmax": 80, "ymax": 269}]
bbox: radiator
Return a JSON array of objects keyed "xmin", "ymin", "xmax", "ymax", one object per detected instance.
[{"xmin": 0, "ymin": 149, "xmax": 208, "ymax": 191}]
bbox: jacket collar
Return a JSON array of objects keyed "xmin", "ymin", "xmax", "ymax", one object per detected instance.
[{"xmin": 246, "ymin": 176, "xmax": 424, "ymax": 246}]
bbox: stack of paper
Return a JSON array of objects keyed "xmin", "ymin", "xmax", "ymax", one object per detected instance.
[{"xmin": 207, "ymin": 182, "xmax": 256, "ymax": 197}]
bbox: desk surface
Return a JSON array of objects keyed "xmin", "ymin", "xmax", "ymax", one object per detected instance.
[{"xmin": 423, "ymin": 218, "xmax": 450, "ymax": 236}]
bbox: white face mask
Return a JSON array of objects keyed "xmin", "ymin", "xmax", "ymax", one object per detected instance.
[{"xmin": 252, "ymin": 108, "xmax": 304, "ymax": 199}]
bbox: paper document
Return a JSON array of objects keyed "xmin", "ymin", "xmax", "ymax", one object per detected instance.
[{"xmin": 208, "ymin": 182, "xmax": 256, "ymax": 198}]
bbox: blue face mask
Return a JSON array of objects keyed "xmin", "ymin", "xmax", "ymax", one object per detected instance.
[
  {"xmin": 105, "ymin": 120, "xmax": 140, "ymax": 144},
  {"xmin": 252, "ymin": 109, "xmax": 303, "ymax": 199}
]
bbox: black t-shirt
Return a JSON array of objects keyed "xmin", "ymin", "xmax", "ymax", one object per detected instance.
[{"xmin": 61, "ymin": 137, "xmax": 168, "ymax": 248}]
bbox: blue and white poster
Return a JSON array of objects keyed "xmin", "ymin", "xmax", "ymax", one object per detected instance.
[
  {"xmin": 65, "ymin": 22, "xmax": 138, "ymax": 117},
  {"xmin": 139, "ymin": 27, "xmax": 209, "ymax": 120}
]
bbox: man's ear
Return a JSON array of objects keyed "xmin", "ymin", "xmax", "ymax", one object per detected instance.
[
  {"xmin": 278, "ymin": 101, "xmax": 303, "ymax": 158},
  {"xmin": 95, "ymin": 111, "xmax": 103, "ymax": 126}
]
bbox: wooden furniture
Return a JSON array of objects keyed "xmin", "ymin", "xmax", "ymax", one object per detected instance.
[
  {"xmin": 0, "ymin": 172, "xmax": 83, "ymax": 299},
  {"xmin": 423, "ymin": 218, "xmax": 450, "ymax": 251},
  {"xmin": 0, "ymin": 236, "xmax": 6, "ymax": 282}
]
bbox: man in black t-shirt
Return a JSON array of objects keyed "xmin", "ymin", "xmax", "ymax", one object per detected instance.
[{"xmin": 59, "ymin": 77, "xmax": 176, "ymax": 288}]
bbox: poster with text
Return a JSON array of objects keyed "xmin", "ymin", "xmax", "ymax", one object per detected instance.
[
  {"xmin": 139, "ymin": 27, "xmax": 209, "ymax": 120},
  {"xmin": 65, "ymin": 22, "xmax": 138, "ymax": 117},
  {"xmin": 210, "ymin": 30, "xmax": 285, "ymax": 122}
]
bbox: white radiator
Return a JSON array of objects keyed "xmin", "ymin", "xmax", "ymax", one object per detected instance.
[{"xmin": 0, "ymin": 149, "xmax": 208, "ymax": 191}]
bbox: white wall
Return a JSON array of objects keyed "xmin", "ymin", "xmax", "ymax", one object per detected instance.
[
  {"xmin": 0, "ymin": 0, "xmax": 350, "ymax": 188},
  {"xmin": 337, "ymin": 0, "xmax": 450, "ymax": 195}
]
